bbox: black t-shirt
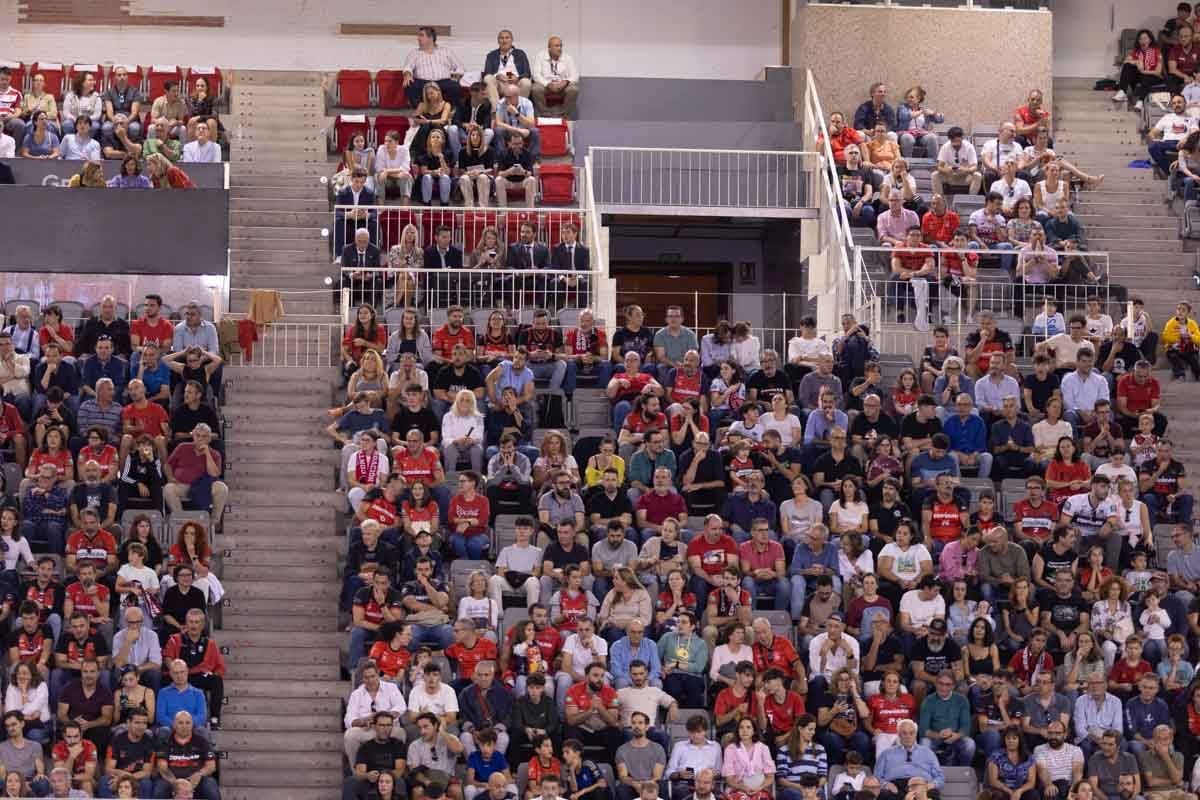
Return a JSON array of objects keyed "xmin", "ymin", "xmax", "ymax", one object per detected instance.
[
  {"xmin": 869, "ymin": 501, "xmax": 912, "ymax": 539},
  {"xmin": 1037, "ymin": 588, "xmax": 1087, "ymax": 633},
  {"xmin": 69, "ymin": 482, "xmax": 116, "ymax": 517},
  {"xmin": 432, "ymin": 364, "xmax": 483, "ymax": 397},
  {"xmin": 1141, "ymin": 460, "xmax": 1187, "ymax": 496},
  {"xmin": 108, "ymin": 731, "xmax": 156, "ymax": 773},
  {"xmin": 160, "ymin": 586, "xmax": 207, "ymax": 631},
  {"xmin": 747, "ymin": 370, "xmax": 792, "ymax": 405},
  {"xmin": 900, "ymin": 412, "xmax": 942, "ymax": 443},
  {"xmin": 921, "ymin": 346, "xmax": 956, "ymax": 373},
  {"xmin": 497, "ymin": 148, "xmax": 534, "ymax": 179},
  {"xmin": 811, "ymin": 451, "xmax": 864, "ymax": 483},
  {"xmin": 849, "ymin": 411, "xmax": 899, "ymax": 443},
  {"xmin": 586, "ymin": 490, "xmax": 632, "ymax": 521},
  {"xmin": 517, "ymin": 327, "xmax": 563, "ymax": 357},
  {"xmin": 911, "ymin": 637, "xmax": 962, "ymax": 676},
  {"xmin": 54, "ymin": 633, "xmax": 109, "ymax": 673},
  {"xmin": 1037, "ymin": 542, "xmax": 1078, "ymax": 583},
  {"xmin": 157, "ymin": 733, "xmax": 214, "ymax": 779},
  {"xmin": 678, "ymin": 449, "xmax": 725, "ymax": 486},
  {"xmin": 356, "ymin": 736, "xmax": 406, "ymax": 772},
  {"xmin": 964, "ymin": 328, "xmax": 1014, "ymax": 354},
  {"xmin": 1023, "ymin": 372, "xmax": 1060, "ymax": 413},
  {"xmin": 861, "ymin": 633, "xmax": 904, "ymax": 682},
  {"xmin": 60, "ymin": 681, "xmax": 114, "ymax": 721},
  {"xmin": 543, "ymin": 541, "xmax": 589, "ymax": 571},
  {"xmin": 393, "ymin": 406, "xmax": 440, "ymax": 441},
  {"xmin": 400, "ymin": 578, "xmax": 448, "ymax": 609},
  {"xmin": 1098, "ymin": 341, "xmax": 1142, "ymax": 378},
  {"xmin": 612, "ymin": 327, "xmax": 655, "ymax": 362},
  {"xmin": 169, "ymin": 403, "xmax": 220, "ymax": 439},
  {"xmin": 838, "ymin": 165, "xmax": 875, "ymax": 203}
]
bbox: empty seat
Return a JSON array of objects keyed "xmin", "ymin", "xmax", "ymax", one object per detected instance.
[
  {"xmin": 378, "ymin": 208, "xmax": 418, "ymax": 251},
  {"xmin": 419, "ymin": 208, "xmax": 458, "ymax": 250},
  {"xmin": 537, "ymin": 120, "xmax": 571, "ymax": 158},
  {"xmin": 538, "ymin": 164, "xmax": 575, "ymax": 203},
  {"xmin": 50, "ymin": 301, "xmax": 85, "ymax": 325},
  {"xmin": 558, "ymin": 308, "xmax": 584, "ymax": 328},
  {"xmin": 337, "ymin": 69, "xmax": 373, "ymax": 108},
  {"xmin": 463, "ymin": 210, "xmax": 500, "ymax": 252},
  {"xmin": 371, "ymin": 114, "xmax": 411, "ymax": 149},
  {"xmin": 145, "ymin": 65, "xmax": 181, "ymax": 98},
  {"xmin": 333, "ymin": 114, "xmax": 370, "ymax": 152},
  {"xmin": 375, "ymin": 69, "xmax": 409, "ymax": 110},
  {"xmin": 544, "ymin": 212, "xmax": 583, "ymax": 248}
]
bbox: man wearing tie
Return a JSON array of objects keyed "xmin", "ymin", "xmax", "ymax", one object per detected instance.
[
  {"xmin": 550, "ymin": 221, "xmax": 591, "ymax": 308},
  {"xmin": 506, "ymin": 221, "xmax": 549, "ymax": 269},
  {"xmin": 339, "ymin": 228, "xmax": 383, "ymax": 309},
  {"xmin": 423, "ymin": 224, "xmax": 465, "ymax": 307},
  {"xmin": 334, "ymin": 169, "xmax": 378, "ymax": 255}
]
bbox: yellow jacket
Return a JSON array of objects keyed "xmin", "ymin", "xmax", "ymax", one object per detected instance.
[{"xmin": 1162, "ymin": 316, "xmax": 1200, "ymax": 349}]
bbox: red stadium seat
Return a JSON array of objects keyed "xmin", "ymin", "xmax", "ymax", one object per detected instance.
[
  {"xmin": 62, "ymin": 64, "xmax": 100, "ymax": 98},
  {"xmin": 188, "ymin": 66, "xmax": 223, "ymax": 99},
  {"xmin": 337, "ymin": 70, "xmax": 373, "ymax": 108},
  {"xmin": 502, "ymin": 210, "xmax": 538, "ymax": 243},
  {"xmin": 145, "ymin": 65, "xmax": 181, "ymax": 99},
  {"xmin": 538, "ymin": 120, "xmax": 571, "ymax": 158},
  {"xmin": 371, "ymin": 115, "xmax": 411, "ymax": 149},
  {"xmin": 544, "ymin": 212, "xmax": 584, "ymax": 247},
  {"xmin": 29, "ymin": 62, "xmax": 65, "ymax": 100},
  {"xmin": 379, "ymin": 208, "xmax": 418, "ymax": 251},
  {"xmin": 0, "ymin": 61, "xmax": 26, "ymax": 93},
  {"xmin": 376, "ymin": 70, "xmax": 409, "ymax": 110},
  {"xmin": 463, "ymin": 211, "xmax": 499, "ymax": 252},
  {"xmin": 105, "ymin": 64, "xmax": 144, "ymax": 95},
  {"xmin": 333, "ymin": 114, "xmax": 370, "ymax": 151},
  {"xmin": 420, "ymin": 209, "xmax": 458, "ymax": 249},
  {"xmin": 539, "ymin": 164, "xmax": 576, "ymax": 206}
]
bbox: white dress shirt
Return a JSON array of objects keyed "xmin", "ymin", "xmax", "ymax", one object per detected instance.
[
  {"xmin": 532, "ymin": 51, "xmax": 580, "ymax": 85},
  {"xmin": 344, "ymin": 681, "xmax": 407, "ymax": 729}
]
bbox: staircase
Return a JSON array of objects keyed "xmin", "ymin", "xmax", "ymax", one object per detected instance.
[
  {"xmin": 1053, "ymin": 76, "xmax": 1200, "ymax": 483},
  {"xmin": 218, "ymin": 71, "xmax": 347, "ymax": 800}
]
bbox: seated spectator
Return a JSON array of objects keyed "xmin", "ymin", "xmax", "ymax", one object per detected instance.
[
  {"xmin": 967, "ymin": 193, "xmax": 1016, "ymax": 274},
  {"xmin": 991, "ymin": 159, "xmax": 1033, "ymax": 216},
  {"xmin": 417, "ymin": 128, "xmax": 453, "ymax": 206},
  {"xmin": 864, "ymin": 122, "xmax": 901, "ymax": 177},
  {"xmin": 372, "ymin": 129, "xmax": 413, "ymax": 204},
  {"xmin": 101, "ymin": 114, "xmax": 142, "ymax": 161},
  {"xmin": 484, "ymin": 29, "xmax": 532, "ymax": 107},
  {"xmin": 932, "ymin": 126, "xmax": 983, "ymax": 196},
  {"xmin": 56, "ymin": 656, "xmax": 114, "ymax": 764},
  {"xmin": 495, "ymin": 133, "xmax": 537, "ymax": 209},
  {"xmin": 162, "ymin": 424, "xmax": 227, "ymax": 526},
  {"xmin": 838, "ymin": 145, "xmax": 877, "ymax": 229},
  {"xmin": 51, "ymin": 719, "xmax": 99, "ymax": 797},
  {"xmin": 343, "ymin": 710, "xmax": 405, "ymax": 800},
  {"xmin": 152, "ymin": 711, "xmax": 218, "ymax": 800},
  {"xmin": 457, "ymin": 125, "xmax": 496, "ymax": 207},
  {"xmin": 1059, "ymin": 348, "xmax": 1109, "ymax": 426},
  {"xmin": 854, "ymin": 83, "xmax": 897, "ymax": 138},
  {"xmin": 942, "ymin": 394, "xmax": 992, "ymax": 479},
  {"xmin": 180, "ymin": 120, "xmax": 220, "ymax": 163},
  {"xmin": 897, "ymin": 85, "xmax": 943, "ymax": 158},
  {"xmin": 1114, "ymin": 30, "xmax": 1166, "ymax": 113},
  {"xmin": 155, "ymin": 659, "xmax": 207, "ymax": 736},
  {"xmin": 143, "ymin": 119, "xmax": 182, "ymax": 164},
  {"xmin": 495, "ymin": 82, "xmax": 540, "ymax": 158},
  {"xmin": 592, "ymin": 521, "xmax": 639, "ymax": 601},
  {"xmin": 876, "ymin": 191, "xmax": 920, "ymax": 248},
  {"xmin": 62, "ymin": 71, "xmax": 101, "ymax": 137},
  {"xmin": 1162, "ymin": 301, "xmax": 1200, "ymax": 382},
  {"xmin": 531, "ymin": 36, "xmax": 579, "ymax": 118},
  {"xmin": 1139, "ymin": 439, "xmax": 1193, "ymax": 523},
  {"xmin": 60, "ymin": 114, "xmax": 101, "ymax": 160},
  {"xmin": 402, "ymin": 556, "xmax": 455, "ymax": 651},
  {"xmin": 874, "ymin": 719, "xmax": 945, "ymax": 798},
  {"xmin": 19, "ymin": 110, "xmax": 59, "ymax": 159},
  {"xmin": 918, "ymin": 670, "xmax": 974, "ymax": 766},
  {"xmin": 981, "ymin": 122, "xmax": 1025, "ymax": 185},
  {"xmin": 485, "ymin": 432, "xmax": 535, "ymax": 515}
]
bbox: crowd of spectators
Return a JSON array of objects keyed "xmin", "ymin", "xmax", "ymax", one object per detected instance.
[{"xmin": 0, "ymin": 293, "xmax": 230, "ymax": 797}]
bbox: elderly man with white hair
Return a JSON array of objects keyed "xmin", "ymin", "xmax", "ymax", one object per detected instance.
[
  {"xmin": 163, "ymin": 423, "xmax": 228, "ymax": 524},
  {"xmin": 875, "ymin": 719, "xmax": 945, "ymax": 800}
]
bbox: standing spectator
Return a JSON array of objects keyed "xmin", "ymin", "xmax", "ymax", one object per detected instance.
[{"xmin": 402, "ymin": 26, "xmax": 464, "ymax": 106}]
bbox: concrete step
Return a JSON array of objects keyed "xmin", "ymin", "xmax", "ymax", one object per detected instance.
[
  {"xmin": 223, "ymin": 532, "xmax": 338, "ymax": 551},
  {"xmin": 231, "ymin": 210, "xmax": 329, "ymax": 227},
  {"xmin": 224, "ymin": 788, "xmax": 335, "ymax": 800},
  {"xmin": 221, "ymin": 768, "xmax": 342, "ymax": 789},
  {"xmin": 229, "ymin": 225, "xmax": 324, "ymax": 240},
  {"xmin": 222, "ymin": 710, "xmax": 341, "ymax": 731},
  {"xmin": 221, "ymin": 614, "xmax": 339, "ymax": 632},
  {"xmin": 221, "ymin": 547, "xmax": 337, "ymax": 567},
  {"xmin": 222, "ymin": 630, "xmax": 343, "ymax": 648},
  {"xmin": 211, "ymin": 729, "xmax": 342, "ymax": 752},
  {"xmin": 228, "ymin": 247, "xmax": 327, "ymax": 263},
  {"xmin": 225, "ymin": 660, "xmax": 341, "ymax": 680},
  {"xmin": 221, "ymin": 748, "xmax": 342, "ymax": 770},
  {"xmin": 224, "ymin": 417, "xmax": 328, "ymax": 436},
  {"xmin": 226, "ymin": 461, "xmax": 334, "ymax": 480},
  {"xmin": 222, "ymin": 563, "xmax": 336, "ymax": 581},
  {"xmin": 228, "ymin": 489, "xmax": 342, "ymax": 509},
  {"xmin": 229, "ymin": 197, "xmax": 328, "ymax": 212},
  {"xmin": 223, "ymin": 645, "xmax": 336, "ymax": 663},
  {"xmin": 227, "ymin": 679, "xmax": 351, "ymax": 699},
  {"xmin": 230, "ymin": 186, "xmax": 324, "ymax": 201},
  {"xmin": 224, "ymin": 447, "xmax": 337, "ymax": 465},
  {"xmin": 229, "ymin": 175, "xmax": 325, "ymax": 189}
]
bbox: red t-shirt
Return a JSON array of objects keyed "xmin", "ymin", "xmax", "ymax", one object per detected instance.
[
  {"xmin": 52, "ymin": 739, "xmax": 98, "ymax": 776},
  {"xmin": 557, "ymin": 590, "xmax": 592, "ymax": 632},
  {"xmin": 566, "ymin": 327, "xmax": 607, "ymax": 357},
  {"xmin": 1109, "ymin": 658, "xmax": 1152, "ymax": 686},
  {"xmin": 343, "ymin": 324, "xmax": 389, "ymax": 362},
  {"xmin": 565, "ymin": 681, "xmax": 618, "ymax": 714},
  {"xmin": 942, "ymin": 251, "xmax": 978, "ymax": 277},
  {"xmin": 714, "ymin": 686, "xmax": 760, "ymax": 719},
  {"xmin": 27, "ymin": 449, "xmax": 72, "ymax": 481},
  {"xmin": 446, "ymin": 637, "xmax": 498, "ymax": 681},
  {"xmin": 636, "ymin": 490, "xmax": 688, "ymax": 527},
  {"xmin": 752, "ymin": 636, "xmax": 801, "ymax": 678},
  {"xmin": 368, "ymin": 641, "xmax": 412, "ymax": 679},
  {"xmin": 1116, "ymin": 373, "xmax": 1160, "ymax": 415},
  {"xmin": 611, "ymin": 372, "xmax": 654, "ymax": 403},
  {"xmin": 77, "ymin": 444, "xmax": 119, "ymax": 481},
  {"xmin": 1171, "ymin": 44, "xmax": 1200, "ymax": 76},
  {"xmin": 401, "ymin": 500, "xmax": 437, "ymax": 529},
  {"xmin": 66, "ymin": 530, "xmax": 118, "ymax": 571},
  {"xmin": 392, "ymin": 446, "xmax": 441, "ymax": 484},
  {"xmin": 868, "ymin": 693, "xmax": 918, "ymax": 734},
  {"xmin": 622, "ymin": 411, "xmax": 667, "ymax": 436},
  {"xmin": 686, "ymin": 534, "xmax": 738, "ymax": 576},
  {"xmin": 0, "ymin": 402, "xmax": 25, "ymax": 443},
  {"xmin": 894, "ymin": 247, "xmax": 932, "ymax": 273},
  {"xmin": 131, "ymin": 317, "xmax": 176, "ymax": 348},
  {"xmin": 763, "ymin": 690, "xmax": 807, "ymax": 735},
  {"xmin": 1008, "ymin": 647, "xmax": 1055, "ymax": 685},
  {"xmin": 66, "ymin": 581, "xmax": 111, "ymax": 624},
  {"xmin": 432, "ymin": 324, "xmax": 475, "ymax": 360},
  {"xmin": 925, "ymin": 499, "xmax": 965, "ymax": 543},
  {"xmin": 825, "ymin": 127, "xmax": 865, "ymax": 165},
  {"xmin": 363, "ymin": 497, "xmax": 398, "ymax": 528},
  {"xmin": 1014, "ymin": 104, "xmax": 1049, "ymax": 128},
  {"xmin": 1014, "ymin": 500, "xmax": 1056, "ymax": 542},
  {"xmin": 670, "ymin": 412, "xmax": 710, "ymax": 438},
  {"xmin": 121, "ymin": 402, "xmax": 169, "ymax": 438},
  {"xmin": 38, "ymin": 324, "xmax": 75, "ymax": 353},
  {"xmin": 921, "ymin": 210, "xmax": 960, "ymax": 245},
  {"xmin": 449, "ymin": 494, "xmax": 490, "ymax": 536},
  {"xmin": 1046, "ymin": 461, "xmax": 1091, "ymax": 503},
  {"xmin": 670, "ymin": 370, "xmax": 703, "ymax": 404},
  {"xmin": 505, "ymin": 623, "xmax": 562, "ymax": 668}
]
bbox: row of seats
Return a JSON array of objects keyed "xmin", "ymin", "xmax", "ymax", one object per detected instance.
[
  {"xmin": 331, "ymin": 112, "xmax": 572, "ymax": 157},
  {"xmin": 334, "ymin": 69, "xmax": 415, "ymax": 110},
  {"xmin": 0, "ymin": 60, "xmax": 224, "ymax": 100},
  {"xmin": 1, "ymin": 300, "xmax": 216, "ymax": 325}
]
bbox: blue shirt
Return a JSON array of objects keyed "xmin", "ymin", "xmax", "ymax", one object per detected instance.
[
  {"xmin": 493, "ymin": 361, "xmax": 535, "ymax": 398},
  {"xmin": 609, "ymin": 636, "xmax": 662, "ymax": 684},
  {"xmin": 467, "ymin": 749, "xmax": 509, "ymax": 781},
  {"xmin": 336, "ymin": 409, "xmax": 387, "ymax": 436},
  {"xmin": 803, "ymin": 408, "xmax": 849, "ymax": 445},
  {"xmin": 789, "ymin": 541, "xmax": 840, "ymax": 577},
  {"xmin": 156, "ymin": 683, "xmax": 207, "ymax": 729},
  {"xmin": 989, "ymin": 418, "xmax": 1034, "ymax": 453},
  {"xmin": 722, "ymin": 492, "xmax": 778, "ymax": 533},
  {"xmin": 1124, "ymin": 695, "xmax": 1170, "ymax": 741},
  {"xmin": 496, "ymin": 96, "xmax": 536, "ymax": 131},
  {"xmin": 138, "ymin": 360, "xmax": 172, "ymax": 397},
  {"xmin": 909, "ymin": 453, "xmax": 959, "ymax": 484},
  {"xmin": 628, "ymin": 449, "xmax": 676, "ymax": 487},
  {"xmin": 942, "ymin": 413, "xmax": 988, "ymax": 455},
  {"xmin": 81, "ymin": 355, "xmax": 129, "ymax": 399},
  {"xmin": 875, "ymin": 744, "xmax": 945, "ymax": 788}
]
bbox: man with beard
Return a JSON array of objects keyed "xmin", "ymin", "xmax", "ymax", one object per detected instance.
[
  {"xmin": 564, "ymin": 661, "xmax": 622, "ymax": 764},
  {"xmin": 1033, "ymin": 720, "xmax": 1083, "ymax": 799}
]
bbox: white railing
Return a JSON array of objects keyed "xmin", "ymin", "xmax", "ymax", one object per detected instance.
[
  {"xmin": 330, "ymin": 205, "xmax": 587, "ymax": 255},
  {"xmin": 804, "ymin": 0, "xmax": 1048, "ymax": 7},
  {"xmin": 581, "ymin": 155, "xmax": 617, "ymax": 335},
  {"xmin": 587, "ymin": 146, "xmax": 819, "ymax": 211},
  {"xmin": 338, "ymin": 266, "xmax": 596, "ymax": 320},
  {"xmin": 220, "ymin": 318, "xmax": 343, "ymax": 369}
]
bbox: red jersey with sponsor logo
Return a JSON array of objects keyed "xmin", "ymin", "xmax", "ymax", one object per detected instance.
[
  {"xmin": 868, "ymin": 692, "xmax": 918, "ymax": 734},
  {"xmin": 763, "ymin": 690, "xmax": 807, "ymax": 735},
  {"xmin": 670, "ymin": 370, "xmax": 703, "ymax": 404},
  {"xmin": 556, "ymin": 590, "xmax": 591, "ymax": 632},
  {"xmin": 449, "ymin": 494, "xmax": 490, "ymax": 536},
  {"xmin": 393, "ymin": 446, "xmax": 442, "ymax": 484},
  {"xmin": 66, "ymin": 581, "xmax": 110, "ymax": 624},
  {"xmin": 27, "ymin": 449, "xmax": 73, "ymax": 481},
  {"xmin": 6, "ymin": 623, "xmax": 51, "ymax": 662},
  {"xmin": 714, "ymin": 686, "xmax": 760, "ymax": 720},
  {"xmin": 925, "ymin": 498, "xmax": 966, "ymax": 542},
  {"xmin": 623, "ymin": 411, "xmax": 667, "ymax": 436},
  {"xmin": 52, "ymin": 739, "xmax": 97, "ymax": 777},
  {"xmin": 131, "ymin": 317, "xmax": 175, "ymax": 348},
  {"xmin": 66, "ymin": 529, "xmax": 118, "ymax": 572},
  {"xmin": 446, "ymin": 637, "xmax": 498, "ymax": 681},
  {"xmin": 686, "ymin": 534, "xmax": 738, "ymax": 576},
  {"xmin": 22, "ymin": 580, "xmax": 60, "ymax": 623},
  {"xmin": 753, "ymin": 636, "xmax": 801, "ymax": 678},
  {"xmin": 432, "ymin": 324, "xmax": 476, "ymax": 360},
  {"xmin": 362, "ymin": 496, "xmax": 398, "ymax": 528},
  {"xmin": 77, "ymin": 444, "xmax": 119, "ymax": 480},
  {"xmin": 1014, "ymin": 499, "xmax": 1056, "ymax": 542},
  {"xmin": 368, "ymin": 640, "xmax": 412, "ymax": 679}
]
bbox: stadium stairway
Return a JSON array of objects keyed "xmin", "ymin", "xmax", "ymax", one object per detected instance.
[
  {"xmin": 219, "ymin": 69, "xmax": 348, "ymax": 800},
  {"xmin": 1053, "ymin": 77, "xmax": 1200, "ymax": 490}
]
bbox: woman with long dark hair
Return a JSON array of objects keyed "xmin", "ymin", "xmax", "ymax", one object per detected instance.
[
  {"xmin": 1113, "ymin": 29, "xmax": 1164, "ymax": 111},
  {"xmin": 342, "ymin": 303, "xmax": 387, "ymax": 383}
]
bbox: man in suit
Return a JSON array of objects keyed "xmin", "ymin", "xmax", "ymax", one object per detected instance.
[
  {"xmin": 423, "ymin": 225, "xmax": 464, "ymax": 308},
  {"xmin": 550, "ymin": 221, "xmax": 590, "ymax": 308},
  {"xmin": 334, "ymin": 169, "xmax": 378, "ymax": 255},
  {"xmin": 504, "ymin": 220, "xmax": 550, "ymax": 301},
  {"xmin": 340, "ymin": 228, "xmax": 384, "ymax": 309}
]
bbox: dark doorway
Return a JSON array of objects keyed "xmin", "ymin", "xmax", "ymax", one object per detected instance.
[{"xmin": 611, "ymin": 263, "xmax": 730, "ymax": 329}]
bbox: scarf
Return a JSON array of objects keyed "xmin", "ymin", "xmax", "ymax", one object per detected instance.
[{"xmin": 355, "ymin": 449, "xmax": 381, "ymax": 485}]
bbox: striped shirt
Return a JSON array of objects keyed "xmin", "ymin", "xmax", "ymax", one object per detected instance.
[
  {"xmin": 76, "ymin": 399, "xmax": 124, "ymax": 444},
  {"xmin": 403, "ymin": 46, "xmax": 463, "ymax": 81},
  {"xmin": 1033, "ymin": 742, "xmax": 1084, "ymax": 784},
  {"xmin": 774, "ymin": 741, "xmax": 827, "ymax": 783}
]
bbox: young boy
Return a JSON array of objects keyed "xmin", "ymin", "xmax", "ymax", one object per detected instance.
[
  {"xmin": 1138, "ymin": 590, "xmax": 1171, "ymax": 665},
  {"xmin": 830, "ymin": 752, "xmax": 866, "ymax": 800},
  {"xmin": 465, "ymin": 729, "xmax": 517, "ymax": 800},
  {"xmin": 1107, "ymin": 635, "xmax": 1152, "ymax": 700},
  {"xmin": 1123, "ymin": 549, "xmax": 1153, "ymax": 603},
  {"xmin": 921, "ymin": 326, "xmax": 957, "ymax": 394},
  {"xmin": 1021, "ymin": 354, "xmax": 1060, "ymax": 421},
  {"xmin": 1033, "ymin": 298, "xmax": 1066, "ymax": 339}
]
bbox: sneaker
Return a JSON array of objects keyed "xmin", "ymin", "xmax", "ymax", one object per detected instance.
[
  {"xmin": 1112, "ymin": 90, "xmax": 1127, "ymax": 102},
  {"xmin": 209, "ymin": 717, "xmax": 220, "ymax": 731},
  {"xmin": 1134, "ymin": 100, "xmax": 1144, "ymax": 112}
]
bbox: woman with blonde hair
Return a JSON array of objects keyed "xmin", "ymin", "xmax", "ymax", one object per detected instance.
[
  {"xmin": 387, "ymin": 222, "xmax": 423, "ymax": 308},
  {"xmin": 441, "ymin": 389, "xmax": 485, "ymax": 473},
  {"xmin": 145, "ymin": 152, "xmax": 196, "ymax": 189},
  {"xmin": 417, "ymin": 128, "xmax": 452, "ymax": 206},
  {"xmin": 411, "ymin": 81, "xmax": 452, "ymax": 155},
  {"xmin": 596, "ymin": 567, "xmax": 652, "ymax": 644},
  {"xmin": 457, "ymin": 125, "xmax": 496, "ymax": 207}
]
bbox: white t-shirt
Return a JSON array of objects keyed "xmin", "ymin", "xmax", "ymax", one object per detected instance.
[
  {"xmin": 838, "ymin": 549, "xmax": 874, "ymax": 583},
  {"xmin": 116, "ymin": 563, "xmax": 160, "ymax": 606},
  {"xmin": 936, "ymin": 140, "xmax": 978, "ymax": 168},
  {"xmin": 616, "ymin": 685, "xmax": 674, "ymax": 728},
  {"xmin": 562, "ymin": 633, "xmax": 608, "ymax": 679},
  {"xmin": 980, "ymin": 138, "xmax": 1022, "ymax": 168},
  {"xmin": 1060, "ymin": 493, "xmax": 1119, "ymax": 538},
  {"xmin": 1155, "ymin": 112, "xmax": 1197, "ymax": 142},
  {"xmin": 808, "ymin": 632, "xmax": 861, "ymax": 679},
  {"xmin": 456, "ymin": 595, "xmax": 498, "ymax": 630},
  {"xmin": 1139, "ymin": 606, "xmax": 1171, "ymax": 640},
  {"xmin": 879, "ymin": 543, "xmax": 932, "ymax": 583},
  {"xmin": 899, "ymin": 590, "xmax": 946, "ymax": 628},
  {"xmin": 181, "ymin": 140, "xmax": 221, "ymax": 163},
  {"xmin": 496, "ymin": 543, "xmax": 542, "ymax": 574},
  {"xmin": 780, "ymin": 498, "xmax": 824, "ymax": 541},
  {"xmin": 989, "ymin": 178, "xmax": 1032, "ymax": 213},
  {"xmin": 787, "ymin": 336, "xmax": 831, "ymax": 364},
  {"xmin": 406, "ymin": 683, "xmax": 460, "ymax": 717},
  {"xmin": 761, "ymin": 414, "xmax": 802, "ymax": 447},
  {"xmin": 0, "ymin": 535, "xmax": 33, "ymax": 572},
  {"xmin": 1085, "ymin": 314, "xmax": 1114, "ymax": 340},
  {"xmin": 388, "ymin": 368, "xmax": 429, "ymax": 392},
  {"xmin": 1095, "ymin": 463, "xmax": 1138, "ymax": 486},
  {"xmin": 0, "ymin": 134, "xmax": 13, "ymax": 159}
]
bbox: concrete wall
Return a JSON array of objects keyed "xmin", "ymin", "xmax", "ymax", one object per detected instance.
[
  {"xmin": 791, "ymin": 3, "xmax": 1053, "ymax": 134},
  {"xmin": 1052, "ymin": 0, "xmax": 1164, "ymax": 78},
  {"xmin": 0, "ymin": 0, "xmax": 781, "ymax": 80}
]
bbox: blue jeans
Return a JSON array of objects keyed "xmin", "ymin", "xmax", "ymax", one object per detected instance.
[
  {"xmin": 1150, "ymin": 140, "xmax": 1180, "ymax": 173},
  {"xmin": 1142, "ymin": 491, "xmax": 1195, "ymax": 524},
  {"xmin": 421, "ymin": 173, "xmax": 451, "ymax": 204},
  {"xmin": 790, "ymin": 574, "xmax": 842, "ymax": 620},
  {"xmin": 977, "ymin": 728, "xmax": 1004, "ymax": 757},
  {"xmin": 819, "ymin": 728, "xmax": 871, "ymax": 766},
  {"xmin": 742, "ymin": 576, "xmax": 791, "ymax": 611},
  {"xmin": 844, "ymin": 201, "xmax": 877, "ymax": 229},
  {"xmin": 410, "ymin": 623, "xmax": 455, "ymax": 651},
  {"xmin": 20, "ymin": 519, "xmax": 65, "ymax": 555},
  {"xmin": 612, "ymin": 399, "xmax": 633, "ymax": 431},
  {"xmin": 529, "ymin": 359, "xmax": 568, "ymax": 392},
  {"xmin": 349, "ymin": 626, "xmax": 375, "ymax": 667},
  {"xmin": 450, "ymin": 532, "xmax": 490, "ymax": 560},
  {"xmin": 921, "ymin": 734, "xmax": 975, "ymax": 766}
]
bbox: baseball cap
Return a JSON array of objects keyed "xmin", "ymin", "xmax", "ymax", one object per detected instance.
[{"xmin": 928, "ymin": 618, "xmax": 948, "ymax": 634}]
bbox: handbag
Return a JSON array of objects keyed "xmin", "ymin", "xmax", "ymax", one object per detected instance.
[{"xmin": 830, "ymin": 715, "xmax": 858, "ymax": 737}]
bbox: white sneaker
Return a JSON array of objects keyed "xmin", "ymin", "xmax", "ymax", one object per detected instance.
[
  {"xmin": 1112, "ymin": 89, "xmax": 1127, "ymax": 102},
  {"xmin": 1134, "ymin": 100, "xmax": 1144, "ymax": 111}
]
